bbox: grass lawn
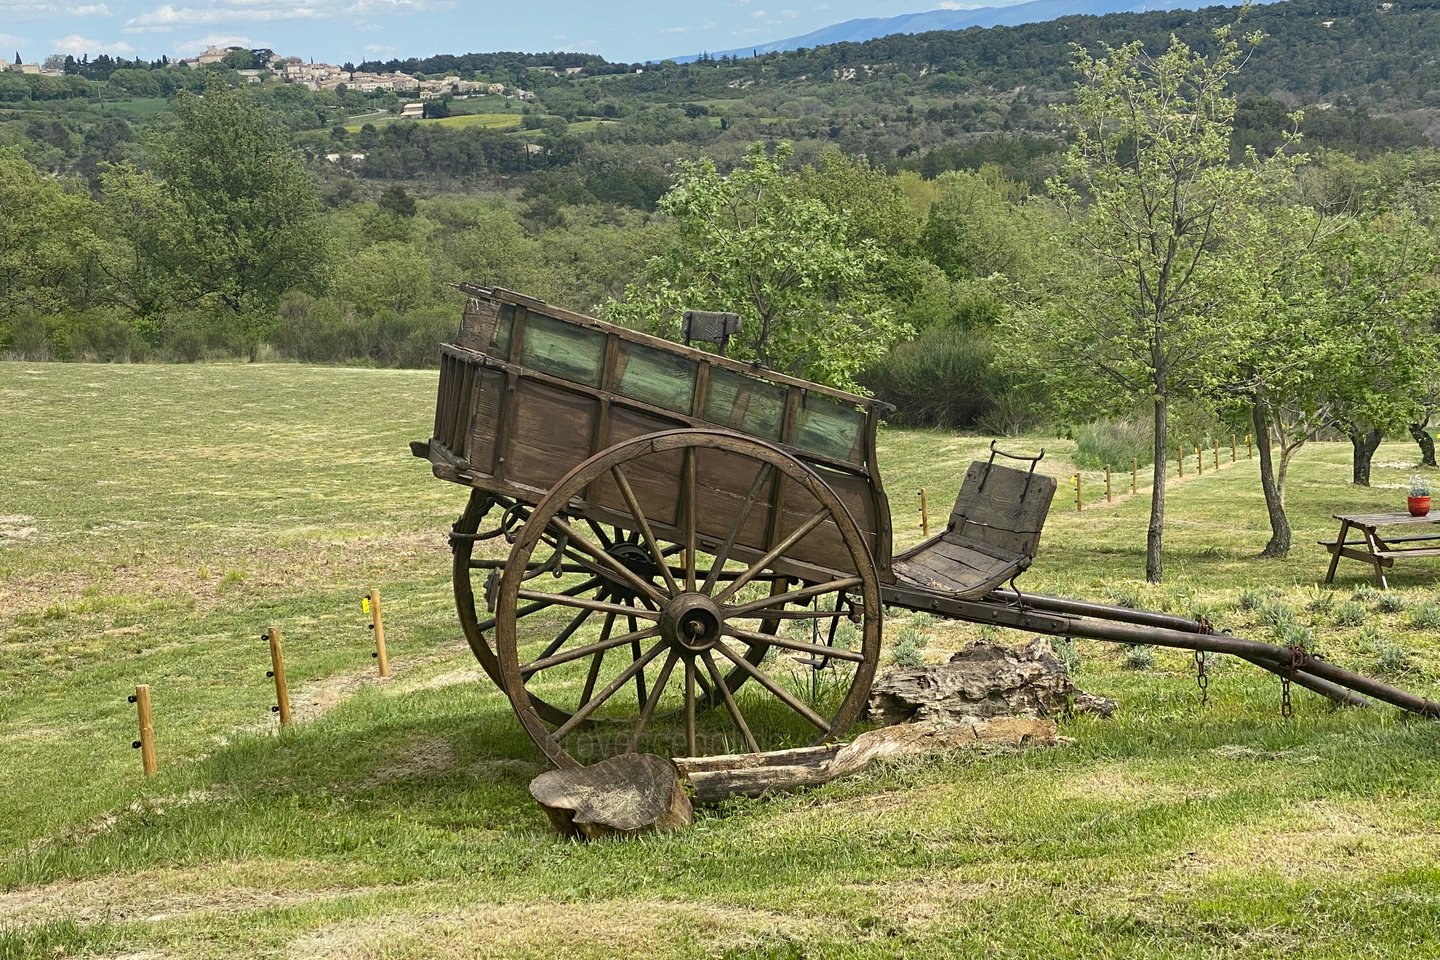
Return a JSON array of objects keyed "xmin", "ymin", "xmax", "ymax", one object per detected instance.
[
  {"xmin": 341, "ymin": 113, "xmax": 523, "ymax": 134},
  {"xmin": 2, "ymin": 361, "xmax": 1438, "ymax": 959}
]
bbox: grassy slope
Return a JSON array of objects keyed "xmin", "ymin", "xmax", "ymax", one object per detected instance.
[{"xmin": 2, "ymin": 362, "xmax": 1438, "ymax": 960}]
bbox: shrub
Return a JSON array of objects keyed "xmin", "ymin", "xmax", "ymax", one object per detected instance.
[
  {"xmin": 862, "ymin": 327, "xmax": 998, "ymax": 428},
  {"xmin": 1332, "ymin": 601, "xmax": 1367, "ymax": 627},
  {"xmin": 1374, "ymin": 640, "xmax": 1412, "ymax": 675},
  {"xmin": 1405, "ymin": 602, "xmax": 1440, "ymax": 630},
  {"xmin": 1377, "ymin": 593, "xmax": 1408, "ymax": 614},
  {"xmin": 1071, "ymin": 417, "xmax": 1154, "ymax": 471},
  {"xmin": 1122, "ymin": 645, "xmax": 1155, "ymax": 670}
]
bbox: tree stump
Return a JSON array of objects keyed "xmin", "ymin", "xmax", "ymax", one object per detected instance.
[
  {"xmin": 868, "ymin": 638, "xmax": 1115, "ymax": 726},
  {"xmin": 529, "ymin": 753, "xmax": 693, "ymax": 840}
]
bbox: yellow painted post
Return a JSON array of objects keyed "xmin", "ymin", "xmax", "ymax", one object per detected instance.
[
  {"xmin": 1213, "ymin": 440, "xmax": 1220, "ymax": 470},
  {"xmin": 1074, "ymin": 473, "xmax": 1082, "ymax": 512},
  {"xmin": 129, "ymin": 684, "xmax": 157, "ymax": 776},
  {"xmin": 918, "ymin": 489, "xmax": 929, "ymax": 538},
  {"xmin": 267, "ymin": 626, "xmax": 292, "ymax": 727},
  {"xmin": 1105, "ymin": 466, "xmax": 1113, "ymax": 503},
  {"xmin": 1131, "ymin": 457, "xmax": 1138, "ymax": 494},
  {"xmin": 367, "ymin": 589, "xmax": 390, "ymax": 678},
  {"xmin": 1196, "ymin": 445, "xmax": 1203, "ymax": 475},
  {"xmin": 1231, "ymin": 434, "xmax": 1237, "ymax": 463}
]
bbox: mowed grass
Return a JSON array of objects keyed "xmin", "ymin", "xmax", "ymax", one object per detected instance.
[{"xmin": 2, "ymin": 361, "xmax": 1439, "ymax": 959}]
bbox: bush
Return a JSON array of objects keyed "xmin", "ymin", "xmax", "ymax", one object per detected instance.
[
  {"xmin": 861, "ymin": 327, "xmax": 997, "ymax": 428},
  {"xmin": 1071, "ymin": 417, "xmax": 1154, "ymax": 471},
  {"xmin": 1122, "ymin": 645, "xmax": 1155, "ymax": 670}
]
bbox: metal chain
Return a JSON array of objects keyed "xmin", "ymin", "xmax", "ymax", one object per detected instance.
[{"xmin": 1194, "ymin": 649, "xmax": 1209, "ymax": 707}]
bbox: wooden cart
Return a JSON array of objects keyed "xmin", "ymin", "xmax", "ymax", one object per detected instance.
[{"xmin": 415, "ymin": 286, "xmax": 1438, "ymax": 770}]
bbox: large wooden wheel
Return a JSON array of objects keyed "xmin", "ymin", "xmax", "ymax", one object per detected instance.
[
  {"xmin": 495, "ymin": 429, "xmax": 883, "ymax": 769},
  {"xmin": 452, "ymin": 491, "xmax": 790, "ymax": 726}
]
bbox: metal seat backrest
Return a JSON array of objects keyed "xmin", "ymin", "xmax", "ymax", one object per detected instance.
[{"xmin": 947, "ymin": 460, "xmax": 1058, "ymax": 560}]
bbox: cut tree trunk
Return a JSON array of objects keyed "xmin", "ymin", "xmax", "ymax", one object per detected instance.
[
  {"xmin": 1146, "ymin": 394, "xmax": 1168, "ymax": 584},
  {"xmin": 868, "ymin": 638, "xmax": 1116, "ymax": 726},
  {"xmin": 529, "ymin": 753, "xmax": 692, "ymax": 840}
]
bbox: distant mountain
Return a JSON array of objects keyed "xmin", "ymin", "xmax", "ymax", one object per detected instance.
[{"xmin": 673, "ymin": 0, "xmax": 1285, "ymax": 62}]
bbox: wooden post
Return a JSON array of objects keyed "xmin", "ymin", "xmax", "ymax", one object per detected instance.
[
  {"xmin": 1131, "ymin": 457, "xmax": 1138, "ymax": 494},
  {"xmin": 918, "ymin": 488, "xmax": 929, "ymax": 538},
  {"xmin": 1213, "ymin": 440, "xmax": 1220, "ymax": 470},
  {"xmin": 267, "ymin": 627, "xmax": 292, "ymax": 727},
  {"xmin": 1246, "ymin": 434, "xmax": 1253, "ymax": 459},
  {"xmin": 1177, "ymin": 449, "xmax": 1184, "ymax": 478},
  {"xmin": 1196, "ymin": 445, "xmax": 1203, "ymax": 475},
  {"xmin": 1231, "ymin": 434, "xmax": 1237, "ymax": 463},
  {"xmin": 129, "ymin": 684, "xmax": 157, "ymax": 776},
  {"xmin": 368, "ymin": 589, "xmax": 390, "ymax": 677},
  {"xmin": 1074, "ymin": 473, "xmax": 1082, "ymax": 512},
  {"xmin": 1105, "ymin": 465, "xmax": 1113, "ymax": 503}
]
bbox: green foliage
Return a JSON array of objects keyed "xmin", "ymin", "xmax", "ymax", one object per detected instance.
[
  {"xmin": 1121, "ymin": 645, "xmax": 1155, "ymax": 670},
  {"xmin": 860, "ymin": 327, "xmax": 997, "ymax": 428},
  {"xmin": 1331, "ymin": 601, "xmax": 1367, "ymax": 627},
  {"xmin": 1071, "ymin": 418, "xmax": 1155, "ymax": 471},
  {"xmin": 606, "ymin": 142, "xmax": 909, "ymax": 392}
]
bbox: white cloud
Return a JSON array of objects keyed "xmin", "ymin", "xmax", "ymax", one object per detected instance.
[
  {"xmin": 362, "ymin": 43, "xmax": 393, "ymax": 53},
  {"xmin": 0, "ymin": 32, "xmax": 28, "ymax": 49},
  {"xmin": 661, "ymin": 25, "xmax": 687, "ymax": 33},
  {"xmin": 0, "ymin": 1, "xmax": 111, "ymax": 17},
  {"xmin": 752, "ymin": 9, "xmax": 767, "ymax": 18},
  {"xmin": 72, "ymin": 3, "xmax": 111, "ymax": 14},
  {"xmin": 124, "ymin": 0, "xmax": 452, "ymax": 33},
  {"xmin": 781, "ymin": 8, "xmax": 798, "ymax": 17},
  {"xmin": 935, "ymin": 1, "xmax": 980, "ymax": 8},
  {"xmin": 50, "ymin": 32, "xmax": 135, "ymax": 55}
]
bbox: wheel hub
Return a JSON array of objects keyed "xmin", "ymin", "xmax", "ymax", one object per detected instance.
[{"xmin": 661, "ymin": 593, "xmax": 724, "ymax": 654}]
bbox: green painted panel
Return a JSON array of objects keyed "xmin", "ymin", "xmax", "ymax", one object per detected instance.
[
  {"xmin": 491, "ymin": 304, "xmax": 514, "ymax": 360},
  {"xmin": 617, "ymin": 342, "xmax": 696, "ymax": 413},
  {"xmin": 796, "ymin": 397, "xmax": 863, "ymax": 463},
  {"xmin": 703, "ymin": 367, "xmax": 785, "ymax": 441},
  {"xmin": 521, "ymin": 312, "xmax": 605, "ymax": 387}
]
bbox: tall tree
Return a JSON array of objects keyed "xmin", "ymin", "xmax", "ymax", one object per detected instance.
[
  {"xmin": 1008, "ymin": 24, "xmax": 1290, "ymax": 582},
  {"xmin": 606, "ymin": 141, "xmax": 908, "ymax": 392},
  {"xmin": 150, "ymin": 78, "xmax": 329, "ymax": 356}
]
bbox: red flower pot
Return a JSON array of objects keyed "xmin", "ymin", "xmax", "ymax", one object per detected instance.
[{"xmin": 1409, "ymin": 495, "xmax": 1431, "ymax": 517}]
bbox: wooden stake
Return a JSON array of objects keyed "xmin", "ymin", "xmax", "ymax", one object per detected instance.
[
  {"xmin": 1246, "ymin": 434, "xmax": 1253, "ymax": 459},
  {"xmin": 1131, "ymin": 457, "xmax": 1138, "ymax": 494},
  {"xmin": 1105, "ymin": 465, "xmax": 1113, "ymax": 503},
  {"xmin": 1213, "ymin": 440, "xmax": 1220, "ymax": 470},
  {"xmin": 1196, "ymin": 445, "xmax": 1203, "ymax": 475},
  {"xmin": 129, "ymin": 684, "xmax": 157, "ymax": 776},
  {"xmin": 1074, "ymin": 473, "xmax": 1082, "ymax": 512},
  {"xmin": 267, "ymin": 626, "xmax": 292, "ymax": 727},
  {"xmin": 1231, "ymin": 434, "xmax": 1237, "ymax": 463},
  {"xmin": 368, "ymin": 589, "xmax": 390, "ymax": 677},
  {"xmin": 1178, "ymin": 449, "xmax": 1184, "ymax": 478}
]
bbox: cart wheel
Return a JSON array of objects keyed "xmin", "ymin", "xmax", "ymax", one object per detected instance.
[
  {"xmin": 495, "ymin": 429, "xmax": 882, "ymax": 768},
  {"xmin": 453, "ymin": 492, "xmax": 789, "ymax": 725}
]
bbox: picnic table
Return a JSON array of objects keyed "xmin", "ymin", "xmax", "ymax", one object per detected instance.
[{"xmin": 1321, "ymin": 511, "xmax": 1440, "ymax": 589}]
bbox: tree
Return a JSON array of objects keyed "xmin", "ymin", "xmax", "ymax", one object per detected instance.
[
  {"xmin": 149, "ymin": 79, "xmax": 329, "ymax": 356},
  {"xmin": 606, "ymin": 142, "xmax": 908, "ymax": 392},
  {"xmin": 96, "ymin": 162, "xmax": 186, "ymax": 341},
  {"xmin": 378, "ymin": 184, "xmax": 416, "ymax": 218},
  {"xmin": 1007, "ymin": 24, "xmax": 1289, "ymax": 582}
]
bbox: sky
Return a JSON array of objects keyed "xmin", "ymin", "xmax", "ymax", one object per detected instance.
[{"xmin": 0, "ymin": 0, "xmax": 1032, "ymax": 66}]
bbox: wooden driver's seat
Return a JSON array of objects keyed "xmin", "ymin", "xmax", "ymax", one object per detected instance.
[{"xmin": 892, "ymin": 452, "xmax": 1057, "ymax": 601}]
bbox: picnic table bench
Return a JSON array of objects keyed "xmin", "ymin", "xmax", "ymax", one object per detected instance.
[{"xmin": 1321, "ymin": 511, "xmax": 1440, "ymax": 589}]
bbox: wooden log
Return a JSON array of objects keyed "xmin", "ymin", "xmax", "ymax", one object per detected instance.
[
  {"xmin": 676, "ymin": 718, "xmax": 1059, "ymax": 804},
  {"xmin": 130, "ymin": 684, "xmax": 158, "ymax": 777},
  {"xmin": 368, "ymin": 589, "xmax": 390, "ymax": 677},
  {"xmin": 529, "ymin": 753, "xmax": 693, "ymax": 840},
  {"xmin": 267, "ymin": 627, "xmax": 292, "ymax": 727}
]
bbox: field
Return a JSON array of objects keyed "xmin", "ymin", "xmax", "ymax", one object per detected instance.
[
  {"xmin": 341, "ymin": 113, "xmax": 523, "ymax": 134},
  {"xmin": 2, "ymin": 361, "xmax": 1439, "ymax": 959}
]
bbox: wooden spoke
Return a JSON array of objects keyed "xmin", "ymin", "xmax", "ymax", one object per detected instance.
[
  {"xmin": 627, "ymin": 650, "xmax": 680, "ymax": 753},
  {"xmin": 684, "ymin": 657, "xmax": 698, "ymax": 757},
  {"xmin": 714, "ymin": 508, "xmax": 831, "ymax": 604},
  {"xmin": 701, "ymin": 649, "xmax": 759, "ymax": 753},
  {"xmin": 723, "ymin": 625, "xmax": 867, "ymax": 663},
  {"xmin": 548, "ymin": 516, "xmax": 667, "ymax": 606},
  {"xmin": 701, "ymin": 461, "xmax": 776, "ymax": 597},
  {"xmin": 475, "ymin": 577, "xmax": 606, "ymax": 634},
  {"xmin": 550, "ymin": 640, "xmax": 667, "ymax": 742},
  {"xmin": 627, "ymin": 608, "xmax": 648, "ymax": 709},
  {"xmin": 584, "ymin": 518, "xmax": 614, "ymax": 550},
  {"xmin": 610, "ymin": 465, "xmax": 682, "ymax": 597},
  {"xmin": 516, "ymin": 589, "xmax": 660, "ymax": 622},
  {"xmin": 521, "ymin": 624, "xmax": 659, "ymax": 676},
  {"xmin": 724, "ymin": 577, "xmax": 862, "ymax": 616},
  {"xmin": 727, "ymin": 608, "xmax": 852, "ymax": 622},
  {"xmin": 683, "ymin": 447, "xmax": 698, "ymax": 592},
  {"xmin": 577, "ymin": 612, "xmax": 614, "ymax": 710},
  {"xmin": 713, "ymin": 642, "xmax": 831, "ymax": 733}
]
